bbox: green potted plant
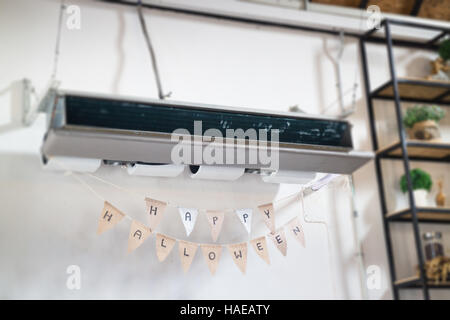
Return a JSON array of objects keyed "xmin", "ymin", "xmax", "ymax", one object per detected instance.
[
  {"xmin": 428, "ymin": 39, "xmax": 450, "ymax": 81},
  {"xmin": 400, "ymin": 168, "xmax": 433, "ymax": 207},
  {"xmin": 403, "ymin": 104, "xmax": 445, "ymax": 141}
]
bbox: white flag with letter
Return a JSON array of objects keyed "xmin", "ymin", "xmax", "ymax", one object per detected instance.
[
  {"xmin": 235, "ymin": 208, "xmax": 252, "ymax": 234},
  {"xmin": 178, "ymin": 207, "xmax": 199, "ymax": 236}
]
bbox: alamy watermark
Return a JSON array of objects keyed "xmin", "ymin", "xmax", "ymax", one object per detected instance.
[
  {"xmin": 170, "ymin": 121, "xmax": 280, "ymax": 171},
  {"xmin": 366, "ymin": 5, "xmax": 383, "ymax": 30}
]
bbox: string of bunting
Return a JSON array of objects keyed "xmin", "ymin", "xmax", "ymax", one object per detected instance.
[
  {"xmin": 59, "ymin": 164, "xmax": 319, "ymax": 275},
  {"xmin": 98, "ymin": 199, "xmax": 306, "ymax": 274}
]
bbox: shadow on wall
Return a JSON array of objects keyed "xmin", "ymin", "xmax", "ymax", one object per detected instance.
[{"xmin": 0, "ymin": 79, "xmax": 24, "ymax": 134}]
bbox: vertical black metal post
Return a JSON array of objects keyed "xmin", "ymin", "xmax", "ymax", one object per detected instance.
[
  {"xmin": 384, "ymin": 20, "xmax": 429, "ymax": 300},
  {"xmin": 359, "ymin": 37, "xmax": 399, "ymax": 299}
]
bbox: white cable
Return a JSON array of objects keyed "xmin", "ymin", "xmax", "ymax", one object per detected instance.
[
  {"xmin": 300, "ymin": 186, "xmax": 337, "ymax": 299},
  {"xmin": 50, "ymin": 0, "xmax": 66, "ymax": 87}
]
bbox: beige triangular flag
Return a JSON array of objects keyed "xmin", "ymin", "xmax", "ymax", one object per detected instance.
[
  {"xmin": 287, "ymin": 217, "xmax": 305, "ymax": 248},
  {"xmin": 127, "ymin": 220, "xmax": 152, "ymax": 253},
  {"xmin": 228, "ymin": 242, "xmax": 248, "ymax": 274},
  {"xmin": 257, "ymin": 203, "xmax": 276, "ymax": 233},
  {"xmin": 155, "ymin": 233, "xmax": 176, "ymax": 262},
  {"xmin": 206, "ymin": 211, "xmax": 225, "ymax": 242},
  {"xmin": 178, "ymin": 240, "xmax": 198, "ymax": 273},
  {"xmin": 97, "ymin": 201, "xmax": 125, "ymax": 235},
  {"xmin": 145, "ymin": 197, "xmax": 167, "ymax": 230},
  {"xmin": 269, "ymin": 228, "xmax": 287, "ymax": 256},
  {"xmin": 201, "ymin": 244, "xmax": 222, "ymax": 275},
  {"xmin": 250, "ymin": 236, "xmax": 270, "ymax": 265}
]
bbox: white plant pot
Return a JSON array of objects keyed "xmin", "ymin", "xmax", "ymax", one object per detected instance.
[{"xmin": 413, "ymin": 189, "xmax": 429, "ymax": 207}]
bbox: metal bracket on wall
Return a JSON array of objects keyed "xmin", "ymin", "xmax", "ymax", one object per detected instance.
[{"xmin": 22, "ymin": 78, "xmax": 59, "ymax": 127}]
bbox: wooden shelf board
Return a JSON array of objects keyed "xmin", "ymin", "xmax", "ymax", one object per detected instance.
[
  {"xmin": 311, "ymin": 0, "xmax": 450, "ymax": 21},
  {"xmin": 372, "ymin": 78, "xmax": 450, "ymax": 104},
  {"xmin": 395, "ymin": 275, "xmax": 450, "ymax": 289},
  {"xmin": 386, "ymin": 208, "xmax": 450, "ymax": 222},
  {"xmin": 377, "ymin": 140, "xmax": 450, "ymax": 161}
]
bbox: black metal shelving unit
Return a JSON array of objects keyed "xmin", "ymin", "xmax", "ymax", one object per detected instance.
[{"xmin": 360, "ymin": 19, "xmax": 450, "ymax": 300}]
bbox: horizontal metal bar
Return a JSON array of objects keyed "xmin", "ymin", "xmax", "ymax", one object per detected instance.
[
  {"xmin": 100, "ymin": 1, "xmax": 444, "ymax": 51},
  {"xmin": 385, "ymin": 18, "xmax": 450, "ymax": 33},
  {"xmin": 100, "ymin": 0, "xmax": 362, "ymax": 38}
]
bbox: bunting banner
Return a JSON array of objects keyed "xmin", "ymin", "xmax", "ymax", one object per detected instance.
[
  {"xmin": 178, "ymin": 208, "xmax": 199, "ymax": 236},
  {"xmin": 269, "ymin": 228, "xmax": 288, "ymax": 256},
  {"xmin": 250, "ymin": 236, "xmax": 270, "ymax": 265},
  {"xmin": 62, "ymin": 159, "xmax": 341, "ymax": 276},
  {"xmin": 257, "ymin": 203, "xmax": 276, "ymax": 233},
  {"xmin": 235, "ymin": 208, "xmax": 252, "ymax": 234},
  {"xmin": 228, "ymin": 242, "xmax": 248, "ymax": 274},
  {"xmin": 97, "ymin": 201, "xmax": 125, "ymax": 235},
  {"xmin": 178, "ymin": 240, "xmax": 198, "ymax": 273},
  {"xmin": 206, "ymin": 210, "xmax": 225, "ymax": 242},
  {"xmin": 128, "ymin": 220, "xmax": 152, "ymax": 253},
  {"xmin": 287, "ymin": 217, "xmax": 305, "ymax": 248},
  {"xmin": 201, "ymin": 244, "xmax": 222, "ymax": 275},
  {"xmin": 95, "ymin": 201, "xmax": 306, "ymax": 275},
  {"xmin": 156, "ymin": 233, "xmax": 176, "ymax": 262},
  {"xmin": 145, "ymin": 197, "xmax": 167, "ymax": 230}
]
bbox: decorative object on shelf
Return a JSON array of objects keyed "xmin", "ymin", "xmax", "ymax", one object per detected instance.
[
  {"xmin": 427, "ymin": 39, "xmax": 450, "ymax": 81},
  {"xmin": 423, "ymin": 231, "xmax": 444, "ymax": 262},
  {"xmin": 436, "ymin": 180, "xmax": 446, "ymax": 208},
  {"xmin": 400, "ymin": 168, "xmax": 433, "ymax": 207},
  {"xmin": 403, "ymin": 105, "xmax": 445, "ymax": 141},
  {"xmin": 417, "ymin": 231, "xmax": 450, "ymax": 284},
  {"xmin": 417, "ymin": 256, "xmax": 450, "ymax": 285}
]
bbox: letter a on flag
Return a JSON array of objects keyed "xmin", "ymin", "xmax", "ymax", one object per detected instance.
[
  {"xmin": 235, "ymin": 208, "xmax": 252, "ymax": 234},
  {"xmin": 97, "ymin": 201, "xmax": 125, "ymax": 235},
  {"xmin": 257, "ymin": 203, "xmax": 276, "ymax": 233},
  {"xmin": 127, "ymin": 220, "xmax": 152, "ymax": 253},
  {"xmin": 178, "ymin": 208, "xmax": 199, "ymax": 236}
]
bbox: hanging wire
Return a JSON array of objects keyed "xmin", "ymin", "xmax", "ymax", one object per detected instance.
[
  {"xmin": 299, "ymin": 186, "xmax": 337, "ymax": 298},
  {"xmin": 137, "ymin": 0, "xmax": 171, "ymax": 99},
  {"xmin": 50, "ymin": 0, "xmax": 66, "ymax": 87}
]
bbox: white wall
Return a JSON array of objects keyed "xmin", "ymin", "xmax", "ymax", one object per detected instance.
[{"xmin": 3, "ymin": 0, "xmax": 447, "ymax": 300}]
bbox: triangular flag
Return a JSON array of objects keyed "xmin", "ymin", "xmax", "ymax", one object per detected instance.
[
  {"xmin": 287, "ymin": 217, "xmax": 305, "ymax": 248},
  {"xmin": 155, "ymin": 233, "xmax": 176, "ymax": 262},
  {"xmin": 206, "ymin": 211, "xmax": 225, "ymax": 242},
  {"xmin": 127, "ymin": 220, "xmax": 152, "ymax": 253},
  {"xmin": 269, "ymin": 228, "xmax": 287, "ymax": 256},
  {"xmin": 145, "ymin": 197, "xmax": 167, "ymax": 230},
  {"xmin": 201, "ymin": 244, "xmax": 222, "ymax": 275},
  {"xmin": 250, "ymin": 236, "xmax": 270, "ymax": 265},
  {"xmin": 257, "ymin": 203, "xmax": 276, "ymax": 233},
  {"xmin": 178, "ymin": 208, "xmax": 199, "ymax": 236},
  {"xmin": 178, "ymin": 240, "xmax": 198, "ymax": 273},
  {"xmin": 97, "ymin": 201, "xmax": 125, "ymax": 235},
  {"xmin": 235, "ymin": 209, "xmax": 252, "ymax": 234},
  {"xmin": 228, "ymin": 242, "xmax": 248, "ymax": 274}
]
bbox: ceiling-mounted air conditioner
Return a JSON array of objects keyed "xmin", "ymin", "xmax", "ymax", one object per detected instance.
[{"xmin": 39, "ymin": 89, "xmax": 372, "ymax": 182}]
